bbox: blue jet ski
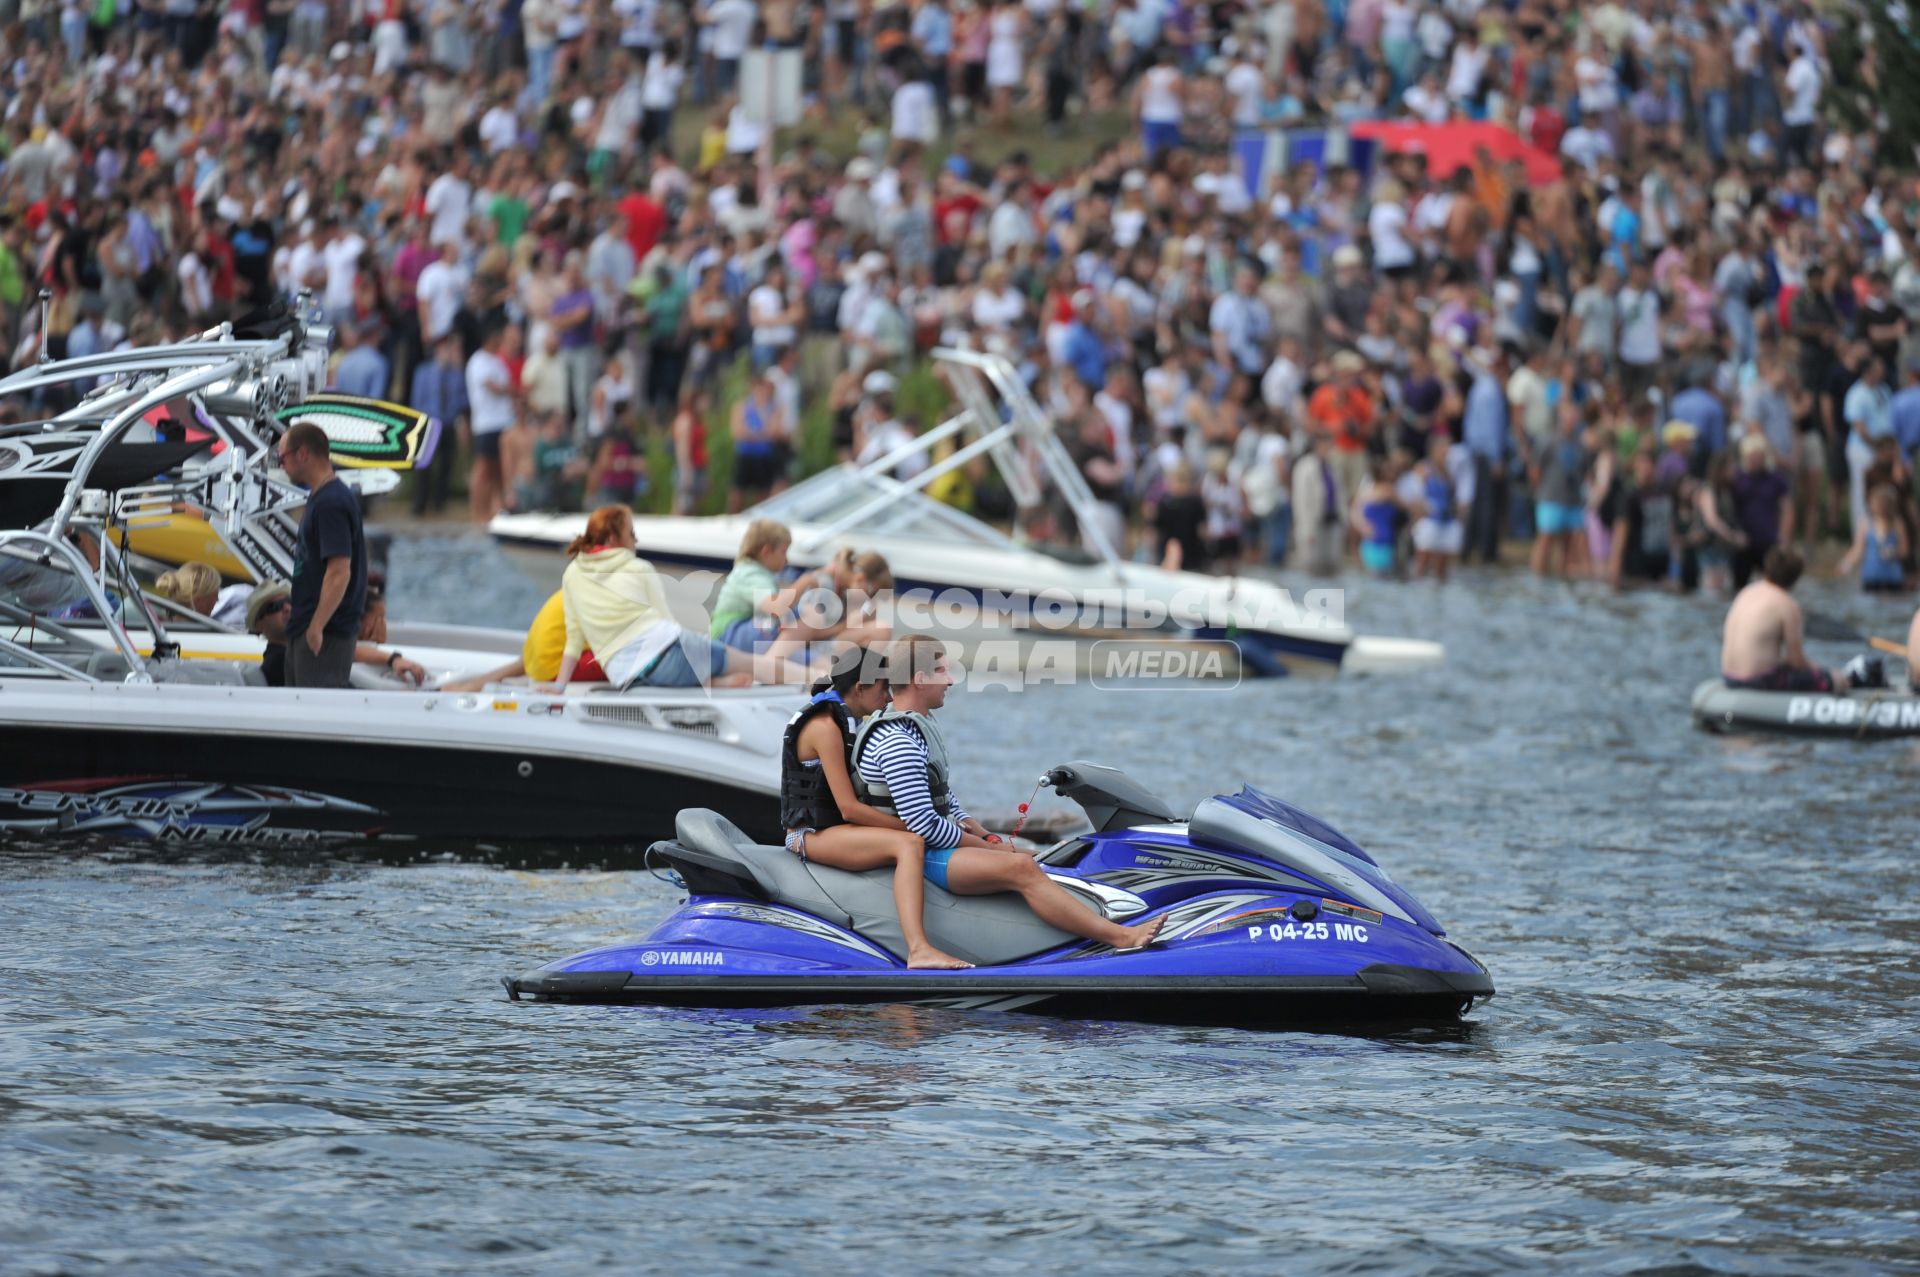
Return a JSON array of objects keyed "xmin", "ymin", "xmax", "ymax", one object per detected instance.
[{"xmin": 504, "ymin": 762, "xmax": 1493, "ymax": 1025}]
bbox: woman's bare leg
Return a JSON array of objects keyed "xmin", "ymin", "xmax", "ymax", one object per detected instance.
[
  {"xmin": 942, "ymin": 848, "xmax": 1164, "ymax": 950},
  {"xmin": 796, "ymin": 827, "xmax": 970, "ymax": 968}
]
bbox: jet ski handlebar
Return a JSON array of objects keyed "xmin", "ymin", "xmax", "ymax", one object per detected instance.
[{"xmin": 1042, "ymin": 761, "xmax": 1182, "ymax": 833}]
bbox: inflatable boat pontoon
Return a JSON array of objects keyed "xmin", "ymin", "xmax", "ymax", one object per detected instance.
[{"xmin": 1691, "ymin": 678, "xmax": 1920, "ymax": 739}]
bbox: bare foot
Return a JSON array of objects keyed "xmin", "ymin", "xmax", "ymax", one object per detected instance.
[
  {"xmin": 1111, "ymin": 915, "xmax": 1167, "ymax": 953},
  {"xmin": 908, "ymin": 944, "xmax": 973, "ymax": 970}
]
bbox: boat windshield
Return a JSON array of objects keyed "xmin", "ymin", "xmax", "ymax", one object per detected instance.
[{"xmin": 752, "ymin": 466, "xmax": 1016, "ymax": 550}]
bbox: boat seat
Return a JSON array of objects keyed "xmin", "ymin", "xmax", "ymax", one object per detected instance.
[
  {"xmin": 147, "ymin": 656, "xmax": 260, "ymax": 687},
  {"xmin": 673, "ymin": 808, "xmax": 1088, "ymax": 967}
]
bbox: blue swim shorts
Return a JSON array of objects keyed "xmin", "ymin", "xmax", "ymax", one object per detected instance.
[
  {"xmin": 1535, "ymin": 501, "xmax": 1583, "ymax": 535},
  {"xmin": 924, "ymin": 846, "xmax": 957, "ymax": 891}
]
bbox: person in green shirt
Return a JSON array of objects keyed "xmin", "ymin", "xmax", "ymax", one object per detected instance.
[
  {"xmin": 642, "ymin": 261, "xmax": 689, "ymax": 344},
  {"xmin": 711, "ymin": 517, "xmax": 805, "ymax": 650},
  {"xmin": 0, "ymin": 216, "xmax": 26, "ymax": 316},
  {"xmin": 489, "ymin": 185, "xmax": 530, "ymax": 249}
]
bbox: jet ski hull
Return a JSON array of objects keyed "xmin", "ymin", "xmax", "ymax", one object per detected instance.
[
  {"xmin": 506, "ymin": 885, "xmax": 1491, "ymax": 1026},
  {"xmin": 505, "ymin": 966, "xmax": 1492, "ymax": 1026},
  {"xmin": 506, "ymin": 771, "xmax": 1494, "ymax": 1028}
]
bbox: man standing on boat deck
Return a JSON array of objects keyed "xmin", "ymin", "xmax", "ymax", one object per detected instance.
[{"xmin": 278, "ymin": 422, "xmax": 368, "ymax": 689}]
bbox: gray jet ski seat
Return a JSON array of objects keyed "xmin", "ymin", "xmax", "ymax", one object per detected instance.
[{"xmin": 672, "ymin": 808, "xmax": 1092, "ymax": 966}]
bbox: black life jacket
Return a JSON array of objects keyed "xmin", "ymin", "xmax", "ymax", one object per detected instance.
[{"xmin": 780, "ymin": 691, "xmax": 853, "ymax": 832}]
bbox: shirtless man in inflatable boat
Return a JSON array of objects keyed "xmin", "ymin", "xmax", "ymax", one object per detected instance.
[{"xmin": 1721, "ymin": 548, "xmax": 1883, "ymax": 693}]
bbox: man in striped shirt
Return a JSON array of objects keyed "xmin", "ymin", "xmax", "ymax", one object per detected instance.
[{"xmin": 852, "ymin": 639, "xmax": 1166, "ymax": 954}]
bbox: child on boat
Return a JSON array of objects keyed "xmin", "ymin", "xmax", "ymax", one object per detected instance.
[{"xmin": 711, "ymin": 519, "xmax": 810, "ymax": 652}]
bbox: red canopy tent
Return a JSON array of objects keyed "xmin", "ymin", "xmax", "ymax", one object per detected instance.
[{"xmin": 1349, "ymin": 120, "xmax": 1562, "ymax": 187}]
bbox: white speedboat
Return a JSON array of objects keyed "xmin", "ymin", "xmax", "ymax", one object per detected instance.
[
  {"xmin": 493, "ymin": 349, "xmax": 1442, "ymax": 678},
  {"xmin": 0, "ymin": 301, "xmax": 783, "ymax": 854}
]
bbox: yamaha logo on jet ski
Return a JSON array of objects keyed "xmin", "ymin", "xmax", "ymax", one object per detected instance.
[{"xmin": 638, "ymin": 950, "xmax": 725, "ymax": 967}]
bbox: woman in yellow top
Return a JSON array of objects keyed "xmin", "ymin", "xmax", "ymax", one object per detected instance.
[{"xmin": 549, "ymin": 506, "xmax": 813, "ymax": 690}]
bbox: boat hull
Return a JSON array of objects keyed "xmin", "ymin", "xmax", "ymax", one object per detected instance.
[{"xmin": 0, "ymin": 684, "xmax": 786, "ymax": 852}]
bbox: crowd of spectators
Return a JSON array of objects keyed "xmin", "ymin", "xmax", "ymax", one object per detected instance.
[{"xmin": 1, "ymin": 0, "xmax": 1917, "ymax": 594}]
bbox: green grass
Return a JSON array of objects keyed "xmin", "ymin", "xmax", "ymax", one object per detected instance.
[
  {"xmin": 668, "ymin": 103, "xmax": 1136, "ymax": 180},
  {"xmin": 670, "ymin": 352, "xmax": 955, "ymax": 516}
]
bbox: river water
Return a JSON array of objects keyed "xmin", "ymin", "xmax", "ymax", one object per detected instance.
[{"xmin": 3, "ymin": 533, "xmax": 1917, "ymax": 1276}]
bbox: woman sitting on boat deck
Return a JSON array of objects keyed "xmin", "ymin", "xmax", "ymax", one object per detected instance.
[{"xmin": 548, "ymin": 506, "xmax": 814, "ymax": 690}]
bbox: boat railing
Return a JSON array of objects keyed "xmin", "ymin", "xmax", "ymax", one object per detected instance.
[
  {"xmin": 0, "ymin": 529, "xmax": 151, "ymax": 683},
  {"xmin": 782, "ymin": 349, "xmax": 1129, "ymax": 584}
]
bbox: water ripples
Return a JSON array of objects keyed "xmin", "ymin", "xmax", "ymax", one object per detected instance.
[{"xmin": 3, "ymin": 544, "xmax": 1918, "ymax": 1274}]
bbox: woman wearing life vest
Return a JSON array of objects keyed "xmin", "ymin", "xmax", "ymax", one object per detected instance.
[{"xmin": 782, "ymin": 648, "xmax": 971, "ymax": 970}]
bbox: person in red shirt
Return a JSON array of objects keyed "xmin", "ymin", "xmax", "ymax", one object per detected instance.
[
  {"xmin": 619, "ymin": 188, "xmax": 666, "ymax": 262},
  {"xmin": 200, "ymin": 205, "xmax": 240, "ymax": 309},
  {"xmin": 1307, "ymin": 350, "xmax": 1378, "ymax": 528},
  {"xmin": 1527, "ymin": 94, "xmax": 1567, "ymax": 157},
  {"xmin": 932, "ymin": 170, "xmax": 984, "ymax": 247}
]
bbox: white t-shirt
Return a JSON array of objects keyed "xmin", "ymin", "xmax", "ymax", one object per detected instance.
[
  {"xmin": 1225, "ymin": 60, "xmax": 1263, "ymax": 127},
  {"xmin": 522, "ymin": 0, "xmax": 556, "ymax": 49},
  {"xmin": 724, "ymin": 104, "xmax": 764, "ymax": 155},
  {"xmin": 322, "ymin": 234, "xmax": 365, "ymax": 315},
  {"xmin": 1446, "ymin": 44, "xmax": 1488, "ymax": 103},
  {"xmin": 612, "ymin": 0, "xmax": 657, "ymax": 47},
  {"xmin": 1261, "ymin": 354, "xmax": 1302, "ymax": 414},
  {"xmin": 856, "ymin": 420, "xmax": 927, "ymax": 479},
  {"xmin": 1403, "ymin": 81, "xmax": 1451, "ymax": 124},
  {"xmin": 891, "ymin": 79, "xmax": 938, "ymax": 144},
  {"xmin": 1242, "ymin": 432, "xmax": 1290, "ymax": 517},
  {"xmin": 641, "ymin": 54, "xmax": 683, "ymax": 110},
  {"xmin": 415, "ymin": 260, "xmax": 469, "ymax": 342},
  {"xmin": 424, "ymin": 173, "xmax": 472, "ymax": 247},
  {"xmin": 1617, "ymin": 286, "xmax": 1661, "ymax": 365},
  {"xmin": 707, "ymin": 0, "xmax": 756, "ymax": 59},
  {"xmin": 288, "ymin": 238, "xmax": 323, "ymax": 293},
  {"xmin": 479, "ymin": 105, "xmax": 519, "ymax": 153},
  {"xmin": 466, "ymin": 349, "xmax": 515, "ymax": 435},
  {"xmin": 177, "ymin": 252, "xmax": 212, "ymax": 316},
  {"xmin": 1506, "ymin": 366, "xmax": 1552, "ymax": 446},
  {"xmin": 1575, "ymin": 54, "xmax": 1618, "ymax": 113},
  {"xmin": 1140, "ymin": 66, "xmax": 1182, "ymax": 123},
  {"xmin": 1368, "ymin": 201, "xmax": 1415, "ymax": 270},
  {"xmin": 1783, "ymin": 55, "xmax": 1821, "ymax": 127},
  {"xmin": 1560, "ymin": 124, "xmax": 1613, "ymax": 173},
  {"xmin": 748, "ymin": 284, "xmax": 796, "ymax": 348},
  {"xmin": 1381, "ymin": 0, "xmax": 1415, "ymax": 42},
  {"xmin": 972, "ymin": 286, "xmax": 1025, "ymax": 330},
  {"xmin": 596, "ymin": 78, "xmax": 644, "ymax": 153}
]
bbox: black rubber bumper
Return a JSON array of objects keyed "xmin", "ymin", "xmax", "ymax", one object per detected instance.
[{"xmin": 503, "ymin": 963, "xmax": 1495, "ymax": 1025}]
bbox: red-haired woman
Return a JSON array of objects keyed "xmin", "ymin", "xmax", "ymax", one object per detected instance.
[{"xmin": 550, "ymin": 506, "xmax": 812, "ymax": 689}]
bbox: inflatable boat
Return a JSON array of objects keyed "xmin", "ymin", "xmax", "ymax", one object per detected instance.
[{"xmin": 1691, "ymin": 678, "xmax": 1920, "ymax": 739}]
